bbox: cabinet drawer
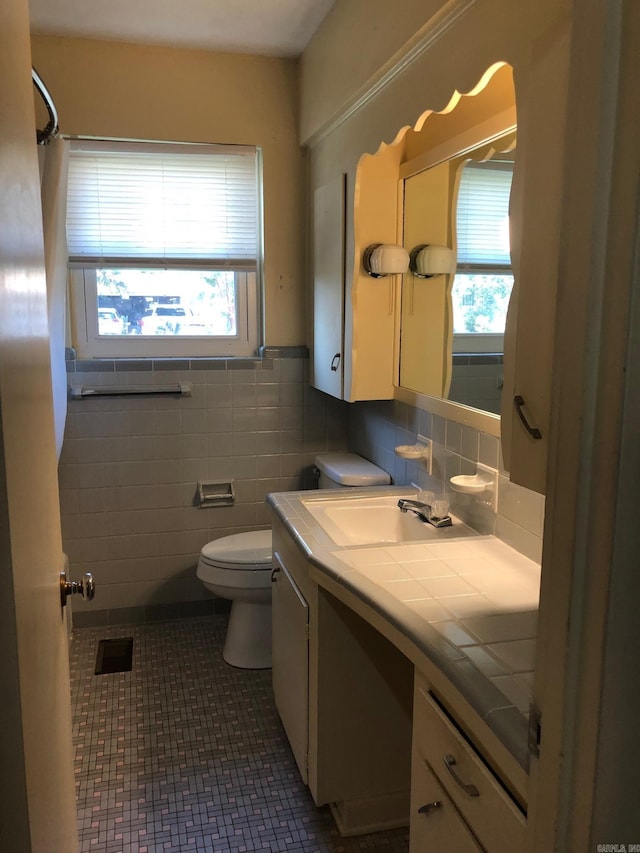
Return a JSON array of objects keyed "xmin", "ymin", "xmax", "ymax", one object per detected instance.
[
  {"xmin": 410, "ymin": 750, "xmax": 482, "ymax": 853},
  {"xmin": 414, "ymin": 682, "xmax": 526, "ymax": 853}
]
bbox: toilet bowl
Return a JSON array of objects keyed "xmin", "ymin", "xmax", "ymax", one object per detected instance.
[
  {"xmin": 197, "ymin": 529, "xmax": 273, "ymax": 669},
  {"xmin": 196, "ymin": 452, "xmax": 390, "ymax": 669}
]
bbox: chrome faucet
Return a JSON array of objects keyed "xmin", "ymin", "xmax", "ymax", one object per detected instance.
[{"xmin": 397, "ymin": 498, "xmax": 452, "ymax": 528}]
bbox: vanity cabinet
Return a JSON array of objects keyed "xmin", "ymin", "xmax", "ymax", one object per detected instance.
[
  {"xmin": 271, "ymin": 551, "xmax": 310, "ymax": 784},
  {"xmin": 271, "ymin": 505, "xmax": 529, "ymax": 849},
  {"xmin": 411, "ymin": 671, "xmax": 527, "ymax": 853},
  {"xmin": 271, "ymin": 517, "xmax": 413, "ymax": 835}
]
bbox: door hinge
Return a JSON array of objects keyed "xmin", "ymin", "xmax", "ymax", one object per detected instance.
[
  {"xmin": 304, "ymin": 623, "xmax": 310, "ymax": 642},
  {"xmin": 528, "ymin": 703, "xmax": 542, "ymax": 757}
]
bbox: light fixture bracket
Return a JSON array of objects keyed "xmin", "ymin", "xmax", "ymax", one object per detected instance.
[
  {"xmin": 363, "ymin": 243, "xmax": 410, "ymax": 278},
  {"xmin": 409, "ymin": 243, "xmax": 456, "ymax": 278}
]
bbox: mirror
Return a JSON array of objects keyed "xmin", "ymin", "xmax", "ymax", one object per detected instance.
[
  {"xmin": 397, "ymin": 64, "xmax": 516, "ymax": 422},
  {"xmin": 400, "ymin": 133, "xmax": 516, "ymax": 414}
]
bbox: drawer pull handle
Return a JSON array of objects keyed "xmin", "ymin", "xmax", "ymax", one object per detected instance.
[
  {"xmin": 418, "ymin": 801, "xmax": 442, "ymax": 815},
  {"xmin": 443, "ymin": 754, "xmax": 480, "ymax": 797},
  {"xmin": 270, "ymin": 566, "xmax": 281, "ymax": 582},
  {"xmin": 514, "ymin": 395, "xmax": 542, "ymax": 439}
]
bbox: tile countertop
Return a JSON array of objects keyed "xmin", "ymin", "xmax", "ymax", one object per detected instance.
[{"xmin": 266, "ymin": 486, "xmax": 541, "ymax": 771}]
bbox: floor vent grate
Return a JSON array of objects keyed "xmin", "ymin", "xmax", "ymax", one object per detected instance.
[{"xmin": 94, "ymin": 638, "xmax": 134, "ymax": 675}]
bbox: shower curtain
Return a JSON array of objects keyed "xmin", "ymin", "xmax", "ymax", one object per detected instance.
[{"xmin": 39, "ymin": 136, "xmax": 69, "ymax": 461}]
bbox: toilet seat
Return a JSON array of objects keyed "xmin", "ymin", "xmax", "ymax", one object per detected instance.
[{"xmin": 199, "ymin": 530, "xmax": 272, "ymax": 571}]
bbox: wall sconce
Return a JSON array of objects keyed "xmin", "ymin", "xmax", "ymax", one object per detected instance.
[
  {"xmin": 409, "ymin": 244, "xmax": 456, "ymax": 278},
  {"xmin": 363, "ymin": 243, "xmax": 410, "ymax": 278}
]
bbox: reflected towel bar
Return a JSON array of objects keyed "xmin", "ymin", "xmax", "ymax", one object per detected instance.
[{"xmin": 70, "ymin": 382, "xmax": 192, "ymax": 399}]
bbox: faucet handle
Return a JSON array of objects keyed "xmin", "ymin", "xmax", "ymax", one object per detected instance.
[{"xmin": 432, "ymin": 499, "xmax": 450, "ymax": 519}]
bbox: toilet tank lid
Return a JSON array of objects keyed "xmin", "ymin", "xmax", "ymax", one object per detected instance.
[
  {"xmin": 314, "ymin": 452, "xmax": 391, "ymax": 486},
  {"xmin": 201, "ymin": 530, "xmax": 272, "ymax": 566}
]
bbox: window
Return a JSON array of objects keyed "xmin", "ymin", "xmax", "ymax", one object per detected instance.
[
  {"xmin": 67, "ymin": 139, "xmax": 262, "ymax": 358},
  {"xmin": 452, "ymin": 160, "xmax": 514, "ymax": 353}
]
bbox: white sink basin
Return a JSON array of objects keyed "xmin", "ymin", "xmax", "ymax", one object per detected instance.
[{"xmin": 301, "ymin": 494, "xmax": 477, "ymax": 546}]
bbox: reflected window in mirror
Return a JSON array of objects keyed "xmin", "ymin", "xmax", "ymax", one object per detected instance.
[{"xmin": 453, "ymin": 159, "xmax": 514, "ymax": 354}]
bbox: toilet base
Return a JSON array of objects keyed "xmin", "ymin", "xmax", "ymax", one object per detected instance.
[{"xmin": 223, "ymin": 599, "xmax": 272, "ymax": 669}]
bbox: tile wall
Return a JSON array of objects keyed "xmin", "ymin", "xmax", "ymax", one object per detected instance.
[
  {"xmin": 348, "ymin": 400, "xmax": 545, "ymax": 563},
  {"xmin": 60, "ymin": 350, "xmax": 348, "ymax": 627},
  {"xmin": 448, "ymin": 355, "xmax": 503, "ymax": 415},
  {"xmin": 60, "ymin": 354, "xmax": 543, "ymax": 628}
]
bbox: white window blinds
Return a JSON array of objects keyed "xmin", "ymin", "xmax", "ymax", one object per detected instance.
[
  {"xmin": 456, "ymin": 161, "xmax": 513, "ymax": 267},
  {"xmin": 67, "ymin": 140, "xmax": 259, "ymax": 268}
]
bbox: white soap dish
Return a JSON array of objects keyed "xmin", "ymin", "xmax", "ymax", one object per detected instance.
[
  {"xmin": 450, "ymin": 474, "xmax": 488, "ymax": 494},
  {"xmin": 449, "ymin": 463, "xmax": 498, "ymax": 509},
  {"xmin": 394, "ymin": 435, "xmax": 433, "ymax": 475},
  {"xmin": 394, "ymin": 444, "xmax": 427, "ymax": 459}
]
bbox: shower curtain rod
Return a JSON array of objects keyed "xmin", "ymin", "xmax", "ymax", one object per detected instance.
[{"xmin": 32, "ymin": 67, "xmax": 59, "ymax": 145}]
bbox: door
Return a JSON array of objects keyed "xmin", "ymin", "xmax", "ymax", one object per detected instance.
[
  {"xmin": 0, "ymin": 2, "xmax": 78, "ymax": 851},
  {"xmin": 271, "ymin": 551, "xmax": 309, "ymax": 783}
]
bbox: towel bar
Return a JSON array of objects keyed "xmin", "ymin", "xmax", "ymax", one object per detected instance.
[{"xmin": 70, "ymin": 382, "xmax": 192, "ymax": 399}]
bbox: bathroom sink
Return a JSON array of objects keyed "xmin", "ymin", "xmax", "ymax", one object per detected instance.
[{"xmin": 301, "ymin": 494, "xmax": 478, "ymax": 546}]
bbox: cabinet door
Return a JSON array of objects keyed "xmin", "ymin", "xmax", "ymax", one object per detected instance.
[
  {"xmin": 312, "ymin": 175, "xmax": 345, "ymax": 399},
  {"xmin": 410, "ymin": 753, "xmax": 482, "ymax": 853},
  {"xmin": 271, "ymin": 551, "xmax": 309, "ymax": 783},
  {"xmin": 500, "ymin": 24, "xmax": 570, "ymax": 494},
  {"xmin": 401, "ymin": 160, "xmax": 452, "ymax": 397}
]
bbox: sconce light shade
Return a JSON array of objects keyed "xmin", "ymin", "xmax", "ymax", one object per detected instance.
[
  {"xmin": 363, "ymin": 243, "xmax": 410, "ymax": 278},
  {"xmin": 409, "ymin": 244, "xmax": 456, "ymax": 278}
]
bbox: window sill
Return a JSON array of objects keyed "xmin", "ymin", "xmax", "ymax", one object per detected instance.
[
  {"xmin": 64, "ymin": 345, "xmax": 309, "ymax": 374},
  {"xmin": 452, "ymin": 352, "xmax": 504, "ymax": 366}
]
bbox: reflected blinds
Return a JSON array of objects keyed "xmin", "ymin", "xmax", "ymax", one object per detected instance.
[{"xmin": 456, "ymin": 161, "xmax": 513, "ymax": 267}]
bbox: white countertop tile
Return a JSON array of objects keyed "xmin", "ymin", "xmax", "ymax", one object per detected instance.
[
  {"xmin": 464, "ymin": 645, "xmax": 510, "ymax": 677},
  {"xmin": 434, "ymin": 593, "xmax": 504, "ymax": 619},
  {"xmin": 382, "ymin": 578, "xmax": 432, "ymax": 601},
  {"xmin": 404, "ymin": 559, "xmax": 457, "ymax": 579},
  {"xmin": 332, "ymin": 547, "xmax": 400, "ymax": 567},
  {"xmin": 419, "ymin": 575, "xmax": 479, "ymax": 598},
  {"xmin": 355, "ymin": 562, "xmax": 415, "ymax": 583},
  {"xmin": 486, "ymin": 638, "xmax": 537, "ymax": 673},
  {"xmin": 490, "ymin": 675, "xmax": 532, "ymax": 714},
  {"xmin": 461, "ymin": 611, "xmax": 538, "ymax": 643},
  {"xmin": 432, "ymin": 620, "xmax": 482, "ymax": 647},
  {"xmin": 404, "ymin": 598, "xmax": 456, "ymax": 622}
]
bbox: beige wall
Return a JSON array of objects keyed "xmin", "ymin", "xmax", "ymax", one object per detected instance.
[
  {"xmin": 300, "ymin": 0, "xmax": 444, "ymax": 144},
  {"xmin": 300, "ymin": 0, "xmax": 566, "ymax": 147},
  {"xmin": 30, "ymin": 35, "xmax": 306, "ymax": 346},
  {"xmin": 302, "ymin": 0, "xmax": 568, "ymax": 177}
]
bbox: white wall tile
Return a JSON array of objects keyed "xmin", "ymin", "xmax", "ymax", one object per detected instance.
[
  {"xmin": 498, "ymin": 475, "xmax": 545, "ymax": 535},
  {"xmin": 495, "ymin": 516, "xmax": 543, "ymax": 563},
  {"xmin": 60, "ymin": 356, "xmax": 350, "ymax": 620}
]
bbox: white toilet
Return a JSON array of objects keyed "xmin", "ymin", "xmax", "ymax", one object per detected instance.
[{"xmin": 196, "ymin": 452, "xmax": 390, "ymax": 669}]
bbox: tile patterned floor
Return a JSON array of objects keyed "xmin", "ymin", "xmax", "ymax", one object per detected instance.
[{"xmin": 70, "ymin": 615, "xmax": 410, "ymax": 852}]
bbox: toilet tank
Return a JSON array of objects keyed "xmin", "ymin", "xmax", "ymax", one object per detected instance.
[{"xmin": 314, "ymin": 452, "xmax": 390, "ymax": 489}]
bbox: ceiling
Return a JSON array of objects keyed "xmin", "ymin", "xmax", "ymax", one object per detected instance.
[{"xmin": 28, "ymin": 0, "xmax": 335, "ymax": 58}]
